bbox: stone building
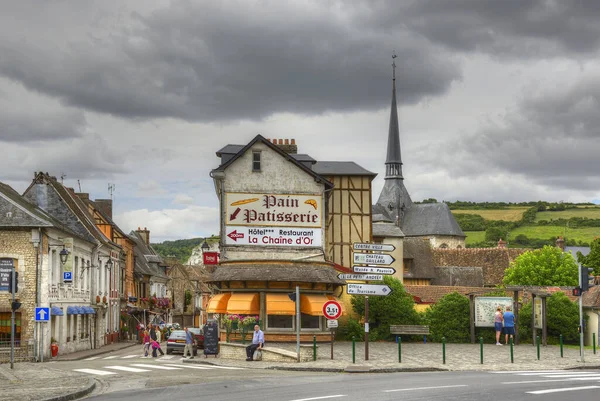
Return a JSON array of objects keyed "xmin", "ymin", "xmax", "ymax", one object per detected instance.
[{"xmin": 168, "ymin": 263, "xmax": 211, "ymax": 328}]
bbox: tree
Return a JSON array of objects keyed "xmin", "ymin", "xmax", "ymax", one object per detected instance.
[
  {"xmin": 485, "ymin": 226, "xmax": 506, "ymax": 242},
  {"xmin": 424, "ymin": 292, "xmax": 470, "ymax": 343},
  {"xmin": 350, "ymin": 276, "xmax": 420, "ymax": 340},
  {"xmin": 503, "ymin": 245, "xmax": 578, "ymax": 286},
  {"xmin": 577, "ymin": 237, "xmax": 600, "ymax": 276}
]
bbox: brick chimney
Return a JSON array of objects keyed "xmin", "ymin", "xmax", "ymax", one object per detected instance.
[
  {"xmin": 497, "ymin": 238, "xmax": 507, "ymax": 249},
  {"xmin": 75, "ymin": 192, "xmax": 89, "ymax": 201},
  {"xmin": 270, "ymin": 138, "xmax": 297, "ymax": 154},
  {"xmin": 556, "ymin": 236, "xmax": 565, "ymax": 251},
  {"xmin": 136, "ymin": 227, "xmax": 150, "ymax": 244},
  {"xmin": 94, "ymin": 199, "xmax": 113, "ymax": 219}
]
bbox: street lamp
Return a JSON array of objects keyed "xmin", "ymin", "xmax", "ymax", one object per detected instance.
[
  {"xmin": 105, "ymin": 258, "xmax": 113, "ymax": 269},
  {"xmin": 201, "ymin": 239, "xmax": 210, "ymax": 252},
  {"xmin": 59, "ymin": 246, "xmax": 70, "ymax": 265}
]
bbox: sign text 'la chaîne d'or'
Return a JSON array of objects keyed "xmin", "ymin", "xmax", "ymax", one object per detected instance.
[{"xmin": 226, "ymin": 193, "xmax": 322, "ymax": 227}]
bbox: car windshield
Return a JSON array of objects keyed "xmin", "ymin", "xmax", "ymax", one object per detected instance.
[
  {"xmin": 169, "ymin": 330, "xmax": 186, "ymax": 339},
  {"xmin": 188, "ymin": 328, "xmax": 201, "ymax": 335}
]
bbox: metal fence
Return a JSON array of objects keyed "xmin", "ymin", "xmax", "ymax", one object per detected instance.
[{"xmin": 0, "ymin": 341, "xmax": 35, "ymax": 364}]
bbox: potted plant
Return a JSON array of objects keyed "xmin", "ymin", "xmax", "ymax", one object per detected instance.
[
  {"xmin": 223, "ymin": 314, "xmax": 240, "ymax": 343},
  {"xmin": 102, "ymin": 295, "xmax": 107, "ymax": 304},
  {"xmin": 96, "ymin": 295, "xmax": 101, "ymax": 303}
]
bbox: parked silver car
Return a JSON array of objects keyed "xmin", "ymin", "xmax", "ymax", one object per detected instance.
[{"xmin": 166, "ymin": 330, "xmax": 197, "ymax": 356}]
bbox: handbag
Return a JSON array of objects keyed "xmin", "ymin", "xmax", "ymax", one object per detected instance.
[{"xmin": 253, "ymin": 349, "xmax": 263, "ymax": 361}]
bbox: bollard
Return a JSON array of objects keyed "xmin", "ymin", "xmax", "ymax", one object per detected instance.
[
  {"xmin": 479, "ymin": 337, "xmax": 484, "ymax": 364},
  {"xmin": 398, "ymin": 337, "xmax": 402, "ymax": 363},
  {"xmin": 510, "ymin": 338, "xmax": 514, "ymax": 364},
  {"xmin": 442, "ymin": 337, "xmax": 446, "ymax": 365},
  {"xmin": 537, "ymin": 336, "xmax": 540, "ymax": 360},
  {"xmin": 594, "ymin": 333, "xmax": 596, "ymax": 355},
  {"xmin": 559, "ymin": 334, "xmax": 563, "ymax": 358},
  {"xmin": 352, "ymin": 336, "xmax": 356, "ymax": 364},
  {"xmin": 313, "ymin": 335, "xmax": 317, "ymax": 361}
]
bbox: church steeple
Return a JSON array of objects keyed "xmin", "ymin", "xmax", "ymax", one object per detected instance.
[{"xmin": 385, "ymin": 53, "xmax": 403, "ymax": 180}]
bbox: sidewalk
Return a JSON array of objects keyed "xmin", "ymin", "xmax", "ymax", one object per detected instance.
[
  {"xmin": 1, "ymin": 340, "xmax": 599, "ymax": 401},
  {"xmin": 0, "ymin": 341, "xmax": 138, "ymax": 401}
]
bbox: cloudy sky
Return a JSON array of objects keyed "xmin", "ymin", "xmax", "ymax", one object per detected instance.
[{"xmin": 2, "ymin": 0, "xmax": 600, "ymax": 242}]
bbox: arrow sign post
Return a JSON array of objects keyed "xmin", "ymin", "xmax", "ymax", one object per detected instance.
[
  {"xmin": 352, "ymin": 266, "xmax": 396, "ymax": 275},
  {"xmin": 347, "ymin": 284, "xmax": 393, "ymax": 296},
  {"xmin": 353, "ymin": 253, "xmax": 395, "ymax": 266},
  {"xmin": 338, "ymin": 274, "xmax": 383, "ymax": 281},
  {"xmin": 35, "ymin": 307, "xmax": 50, "ymax": 322},
  {"xmin": 353, "ymin": 243, "xmax": 395, "ymax": 252}
]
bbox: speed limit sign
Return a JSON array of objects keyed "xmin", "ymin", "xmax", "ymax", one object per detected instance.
[{"xmin": 322, "ymin": 300, "xmax": 342, "ymax": 320}]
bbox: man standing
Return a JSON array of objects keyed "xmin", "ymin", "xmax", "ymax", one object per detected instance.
[
  {"xmin": 503, "ymin": 305, "xmax": 516, "ymax": 345},
  {"xmin": 183, "ymin": 327, "xmax": 194, "ymax": 359},
  {"xmin": 246, "ymin": 324, "xmax": 264, "ymax": 361},
  {"xmin": 149, "ymin": 324, "xmax": 157, "ymax": 342}
]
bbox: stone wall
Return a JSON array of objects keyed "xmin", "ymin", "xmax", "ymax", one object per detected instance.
[
  {"xmin": 432, "ymin": 248, "xmax": 528, "ymax": 286},
  {"xmin": 218, "ymin": 342, "xmax": 315, "ymax": 362}
]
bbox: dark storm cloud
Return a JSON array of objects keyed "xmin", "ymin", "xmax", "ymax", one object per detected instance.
[
  {"xmin": 397, "ymin": 0, "xmax": 600, "ymax": 57},
  {"xmin": 419, "ymin": 73, "xmax": 600, "ymax": 192},
  {"xmin": 0, "ymin": 109, "xmax": 86, "ymax": 143},
  {"xmin": 0, "ymin": 1, "xmax": 460, "ymax": 122}
]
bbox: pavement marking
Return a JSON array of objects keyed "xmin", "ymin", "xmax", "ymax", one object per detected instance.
[
  {"xmin": 158, "ymin": 355, "xmax": 175, "ymax": 360},
  {"xmin": 202, "ymin": 364, "xmax": 245, "ymax": 370},
  {"xmin": 539, "ymin": 373, "xmax": 600, "ymax": 378},
  {"xmin": 288, "ymin": 396, "xmax": 346, "ymax": 401},
  {"xmin": 83, "ymin": 357, "xmax": 101, "ymax": 361},
  {"xmin": 102, "ymin": 356, "xmax": 119, "ymax": 360},
  {"xmin": 164, "ymin": 364, "xmax": 217, "ymax": 369},
  {"xmin": 491, "ymin": 370, "xmax": 568, "ymax": 374},
  {"xmin": 104, "ymin": 366, "xmax": 151, "ymax": 373},
  {"xmin": 73, "ymin": 368, "xmax": 117, "ymax": 376},
  {"xmin": 516, "ymin": 371, "xmax": 595, "ymax": 376},
  {"xmin": 121, "ymin": 355, "xmax": 139, "ymax": 359},
  {"xmin": 383, "ymin": 385, "xmax": 468, "ymax": 393},
  {"xmin": 527, "ymin": 385, "xmax": 600, "ymax": 395},
  {"xmin": 131, "ymin": 363, "xmax": 182, "ymax": 370},
  {"xmin": 503, "ymin": 377, "xmax": 600, "ymax": 385}
]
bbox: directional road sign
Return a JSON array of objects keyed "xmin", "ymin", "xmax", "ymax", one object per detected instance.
[
  {"xmin": 353, "ymin": 253, "xmax": 395, "ymax": 266},
  {"xmin": 338, "ymin": 273, "xmax": 383, "ymax": 281},
  {"xmin": 63, "ymin": 271, "xmax": 73, "ymax": 282},
  {"xmin": 353, "ymin": 243, "xmax": 395, "ymax": 252},
  {"xmin": 347, "ymin": 284, "xmax": 393, "ymax": 296},
  {"xmin": 35, "ymin": 307, "xmax": 50, "ymax": 322},
  {"xmin": 353, "ymin": 266, "xmax": 396, "ymax": 275},
  {"xmin": 322, "ymin": 300, "xmax": 342, "ymax": 320}
]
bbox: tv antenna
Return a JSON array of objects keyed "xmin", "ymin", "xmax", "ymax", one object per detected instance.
[
  {"xmin": 60, "ymin": 173, "xmax": 66, "ymax": 184},
  {"xmin": 77, "ymin": 180, "xmax": 82, "ymax": 192},
  {"xmin": 108, "ymin": 183, "xmax": 115, "ymax": 200}
]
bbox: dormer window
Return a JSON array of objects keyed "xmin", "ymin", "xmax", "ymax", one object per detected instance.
[{"xmin": 252, "ymin": 151, "xmax": 261, "ymax": 172}]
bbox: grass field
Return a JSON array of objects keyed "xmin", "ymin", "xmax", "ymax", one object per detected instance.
[
  {"xmin": 535, "ymin": 206, "xmax": 600, "ymax": 222},
  {"xmin": 509, "ymin": 226, "xmax": 600, "ymax": 243},
  {"xmin": 464, "ymin": 231, "xmax": 486, "ymax": 245},
  {"xmin": 452, "ymin": 207, "xmax": 529, "ymax": 222}
]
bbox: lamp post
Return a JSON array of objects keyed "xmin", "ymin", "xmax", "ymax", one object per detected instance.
[
  {"xmin": 59, "ymin": 246, "xmax": 70, "ymax": 265},
  {"xmin": 201, "ymin": 239, "xmax": 210, "ymax": 252}
]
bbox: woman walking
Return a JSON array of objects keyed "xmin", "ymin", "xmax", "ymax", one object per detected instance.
[{"xmin": 142, "ymin": 330, "xmax": 151, "ymax": 357}]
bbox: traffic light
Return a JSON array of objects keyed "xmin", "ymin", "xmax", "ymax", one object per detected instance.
[
  {"xmin": 572, "ymin": 287, "xmax": 582, "ymax": 296},
  {"xmin": 288, "ymin": 293, "xmax": 297, "ymax": 302},
  {"xmin": 11, "ymin": 300, "xmax": 21, "ymax": 310},
  {"xmin": 7, "ymin": 271, "xmax": 18, "ymax": 293},
  {"xmin": 580, "ymin": 266, "xmax": 595, "ymax": 292}
]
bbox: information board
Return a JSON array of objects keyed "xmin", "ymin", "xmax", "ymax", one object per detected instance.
[
  {"xmin": 203, "ymin": 320, "xmax": 219, "ymax": 356},
  {"xmin": 474, "ymin": 297, "xmax": 513, "ymax": 327},
  {"xmin": 0, "ymin": 258, "xmax": 14, "ymax": 291}
]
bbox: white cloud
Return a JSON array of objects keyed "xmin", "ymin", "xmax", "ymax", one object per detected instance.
[{"xmin": 173, "ymin": 194, "xmax": 194, "ymax": 205}]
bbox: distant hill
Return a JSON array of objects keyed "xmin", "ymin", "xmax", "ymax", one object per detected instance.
[{"xmin": 151, "ymin": 238, "xmax": 205, "ymax": 263}]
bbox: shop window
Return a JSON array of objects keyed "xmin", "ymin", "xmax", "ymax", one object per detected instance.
[
  {"xmin": 252, "ymin": 151, "xmax": 261, "ymax": 172},
  {"xmin": 0, "ymin": 312, "xmax": 21, "ymax": 344},
  {"xmin": 301, "ymin": 313, "xmax": 320, "ymax": 329},
  {"xmin": 267, "ymin": 315, "xmax": 293, "ymax": 330}
]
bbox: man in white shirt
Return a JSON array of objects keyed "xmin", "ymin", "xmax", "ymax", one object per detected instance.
[{"xmin": 246, "ymin": 324, "xmax": 264, "ymax": 361}]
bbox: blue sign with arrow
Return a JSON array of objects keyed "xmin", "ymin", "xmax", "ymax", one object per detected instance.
[{"xmin": 35, "ymin": 307, "xmax": 50, "ymax": 322}]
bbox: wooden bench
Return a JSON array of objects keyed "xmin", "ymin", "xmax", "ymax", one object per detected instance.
[
  {"xmin": 217, "ymin": 342, "xmax": 316, "ymax": 362},
  {"xmin": 390, "ymin": 325, "xmax": 430, "ymax": 343}
]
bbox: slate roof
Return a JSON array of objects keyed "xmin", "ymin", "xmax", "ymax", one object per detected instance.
[
  {"xmin": 129, "ymin": 231, "xmax": 167, "ymax": 279},
  {"xmin": 0, "ymin": 181, "xmax": 52, "ymax": 227},
  {"xmin": 401, "ymin": 203, "xmax": 466, "ymax": 237},
  {"xmin": 404, "ymin": 285, "xmax": 486, "ymax": 304},
  {"xmin": 312, "ymin": 161, "xmax": 377, "ymax": 177},
  {"xmin": 216, "ymin": 144, "xmax": 315, "ymax": 165},
  {"xmin": 372, "ymin": 222, "xmax": 404, "ymax": 238},
  {"xmin": 403, "ymin": 238, "xmax": 436, "ymax": 279},
  {"xmin": 582, "ymin": 285, "xmax": 600, "ymax": 308},
  {"xmin": 565, "ymin": 246, "xmax": 591, "ymax": 258},
  {"xmin": 208, "ymin": 260, "xmax": 344, "ymax": 285}
]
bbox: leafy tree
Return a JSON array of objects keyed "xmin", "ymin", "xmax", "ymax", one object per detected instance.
[
  {"xmin": 424, "ymin": 292, "xmax": 470, "ymax": 343},
  {"xmin": 503, "ymin": 246, "xmax": 578, "ymax": 286},
  {"xmin": 485, "ymin": 226, "xmax": 506, "ymax": 242},
  {"xmin": 350, "ymin": 276, "xmax": 420, "ymax": 340},
  {"xmin": 577, "ymin": 237, "xmax": 600, "ymax": 276}
]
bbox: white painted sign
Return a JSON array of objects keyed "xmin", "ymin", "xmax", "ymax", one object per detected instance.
[
  {"xmin": 352, "ymin": 266, "xmax": 396, "ymax": 275},
  {"xmin": 353, "ymin": 243, "xmax": 395, "ymax": 252},
  {"xmin": 353, "ymin": 253, "xmax": 395, "ymax": 266},
  {"xmin": 327, "ymin": 319, "xmax": 338, "ymax": 329},
  {"xmin": 338, "ymin": 274, "xmax": 383, "ymax": 281},
  {"xmin": 225, "ymin": 193, "xmax": 322, "ymax": 227},
  {"xmin": 225, "ymin": 226, "xmax": 322, "ymax": 247},
  {"xmin": 474, "ymin": 297, "xmax": 513, "ymax": 327},
  {"xmin": 347, "ymin": 284, "xmax": 393, "ymax": 296}
]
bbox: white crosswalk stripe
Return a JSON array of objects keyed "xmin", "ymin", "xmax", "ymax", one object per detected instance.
[
  {"xmin": 489, "ymin": 370, "xmax": 600, "ymax": 394},
  {"xmin": 158, "ymin": 355, "xmax": 175, "ymax": 360},
  {"xmin": 104, "ymin": 366, "xmax": 151, "ymax": 373},
  {"xmin": 163, "ymin": 364, "xmax": 218, "ymax": 370},
  {"xmin": 73, "ymin": 368, "xmax": 117, "ymax": 376},
  {"xmin": 103, "ymin": 356, "xmax": 119, "ymax": 360},
  {"xmin": 83, "ymin": 357, "xmax": 101, "ymax": 361},
  {"xmin": 73, "ymin": 362, "xmax": 243, "ymax": 376},
  {"xmin": 121, "ymin": 355, "xmax": 139, "ymax": 359},
  {"xmin": 131, "ymin": 363, "xmax": 182, "ymax": 370}
]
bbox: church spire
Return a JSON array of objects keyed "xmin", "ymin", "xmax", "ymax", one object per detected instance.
[{"xmin": 385, "ymin": 53, "xmax": 403, "ymax": 180}]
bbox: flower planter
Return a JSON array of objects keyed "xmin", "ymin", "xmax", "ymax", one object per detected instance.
[{"xmin": 96, "ymin": 295, "xmax": 101, "ymax": 303}]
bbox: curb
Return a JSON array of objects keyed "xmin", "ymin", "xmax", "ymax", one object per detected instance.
[{"xmin": 40, "ymin": 378, "xmax": 96, "ymax": 401}]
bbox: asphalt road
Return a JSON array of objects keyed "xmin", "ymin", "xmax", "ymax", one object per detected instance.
[{"xmin": 47, "ymin": 346, "xmax": 600, "ymax": 401}]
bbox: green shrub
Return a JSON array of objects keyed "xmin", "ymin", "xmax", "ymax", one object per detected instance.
[
  {"xmin": 424, "ymin": 292, "xmax": 470, "ymax": 343},
  {"xmin": 339, "ymin": 318, "xmax": 364, "ymax": 341}
]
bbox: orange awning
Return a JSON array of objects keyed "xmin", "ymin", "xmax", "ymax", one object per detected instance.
[
  {"xmin": 266, "ymin": 293, "xmax": 296, "ymax": 315},
  {"xmin": 227, "ymin": 293, "xmax": 259, "ymax": 315},
  {"xmin": 206, "ymin": 293, "xmax": 231, "ymax": 313},
  {"xmin": 300, "ymin": 294, "xmax": 330, "ymax": 316}
]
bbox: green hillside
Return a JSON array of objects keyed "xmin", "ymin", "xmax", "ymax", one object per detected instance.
[{"xmin": 152, "ymin": 236, "xmax": 219, "ymax": 263}]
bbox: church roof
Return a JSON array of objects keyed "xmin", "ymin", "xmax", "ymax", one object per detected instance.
[
  {"xmin": 372, "ymin": 222, "xmax": 404, "ymax": 238},
  {"xmin": 401, "ymin": 203, "xmax": 466, "ymax": 237}
]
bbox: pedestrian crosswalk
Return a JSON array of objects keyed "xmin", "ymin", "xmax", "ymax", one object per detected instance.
[
  {"xmin": 73, "ymin": 361, "xmax": 245, "ymax": 376},
  {"xmin": 83, "ymin": 354, "xmax": 176, "ymax": 361},
  {"xmin": 489, "ymin": 370, "xmax": 600, "ymax": 395}
]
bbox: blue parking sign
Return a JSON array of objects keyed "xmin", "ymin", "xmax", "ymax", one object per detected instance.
[{"xmin": 63, "ymin": 271, "xmax": 72, "ymax": 282}]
